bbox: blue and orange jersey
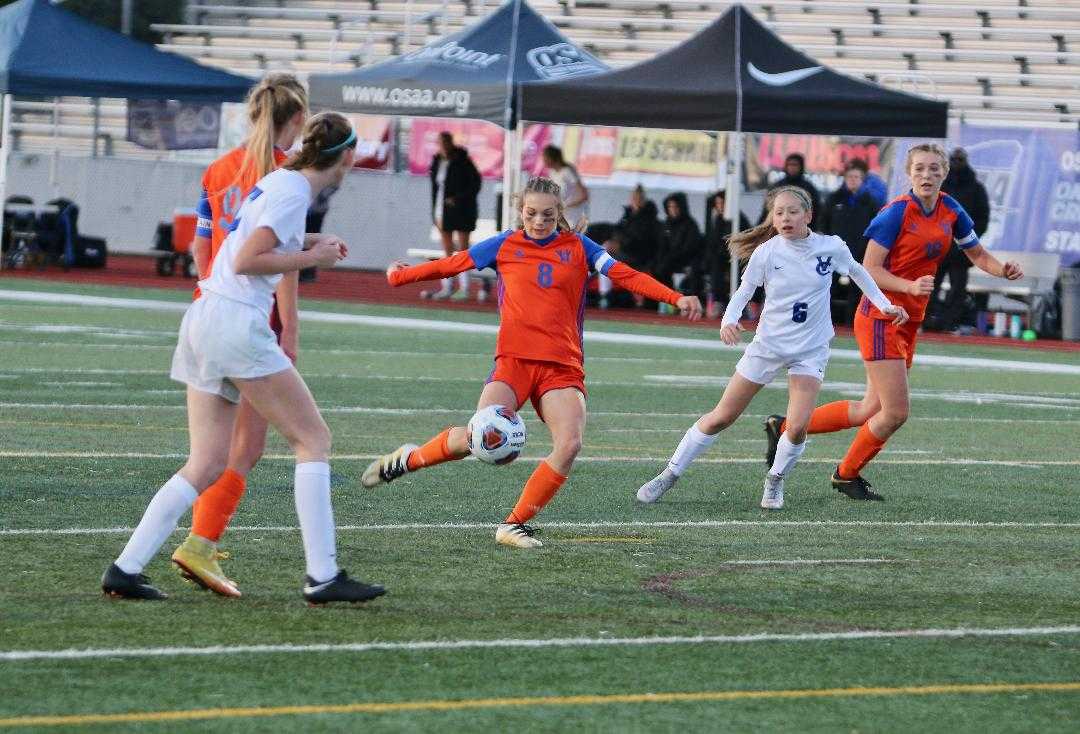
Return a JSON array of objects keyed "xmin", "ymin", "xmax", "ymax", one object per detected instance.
[
  {"xmin": 389, "ymin": 229, "xmax": 682, "ymax": 369},
  {"xmin": 861, "ymin": 190, "xmax": 978, "ymax": 322},
  {"xmin": 195, "ymin": 146, "xmax": 289, "ymax": 284}
]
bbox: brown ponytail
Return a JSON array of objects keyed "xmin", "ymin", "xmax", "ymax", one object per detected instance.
[
  {"xmin": 236, "ymin": 73, "xmax": 307, "ymax": 186},
  {"xmin": 283, "ymin": 112, "xmax": 357, "ymax": 171},
  {"xmin": 728, "ymin": 185, "xmax": 813, "ymax": 261},
  {"xmin": 512, "ymin": 176, "xmax": 586, "ymax": 233}
]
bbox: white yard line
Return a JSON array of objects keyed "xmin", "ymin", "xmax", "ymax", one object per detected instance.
[
  {"xmin": 2, "ymin": 288, "xmax": 1078, "ymax": 375},
  {"xmin": 0, "ymin": 450, "xmax": 1066, "ymax": 467},
  {"xmin": 3, "ymin": 519, "xmax": 1077, "ymax": 537},
  {"xmin": 3, "ymin": 626, "xmax": 1078, "ymax": 662}
]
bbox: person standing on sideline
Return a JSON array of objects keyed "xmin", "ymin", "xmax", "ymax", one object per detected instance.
[
  {"xmin": 765, "ymin": 144, "xmax": 1021, "ymax": 502},
  {"xmin": 927, "ymin": 147, "xmax": 991, "ymax": 332},
  {"xmin": 171, "ymin": 73, "xmax": 307, "ymax": 597},
  {"xmin": 543, "ymin": 145, "xmax": 608, "ymax": 306},
  {"xmin": 702, "ymin": 190, "xmax": 750, "ymax": 318},
  {"xmin": 426, "ymin": 131, "xmax": 482, "ymax": 301},
  {"xmin": 636, "ymin": 187, "xmax": 905, "ymax": 510},
  {"xmin": 822, "ymin": 160, "xmax": 880, "ymax": 325},
  {"xmin": 362, "ymin": 177, "xmax": 701, "ymax": 549},
  {"xmin": 102, "ymin": 113, "xmax": 386, "ymax": 604}
]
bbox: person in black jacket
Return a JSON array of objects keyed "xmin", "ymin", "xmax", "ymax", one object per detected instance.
[
  {"xmin": 760, "ymin": 153, "xmax": 822, "ymax": 230},
  {"xmin": 655, "ymin": 192, "xmax": 704, "ymax": 293},
  {"xmin": 611, "ymin": 185, "xmax": 663, "ymax": 273},
  {"xmin": 926, "ymin": 147, "xmax": 992, "ymax": 331},
  {"xmin": 427, "ymin": 131, "xmax": 482, "ymax": 300},
  {"xmin": 700, "ymin": 190, "xmax": 750, "ymax": 316},
  {"xmin": 822, "ymin": 160, "xmax": 881, "ymax": 324}
]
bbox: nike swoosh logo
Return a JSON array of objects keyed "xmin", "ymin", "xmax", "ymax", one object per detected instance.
[
  {"xmin": 773, "ymin": 266, "xmax": 783, "ymax": 270},
  {"xmin": 303, "ymin": 579, "xmax": 334, "ymax": 595},
  {"xmin": 747, "ymin": 62, "xmax": 824, "ymax": 87}
]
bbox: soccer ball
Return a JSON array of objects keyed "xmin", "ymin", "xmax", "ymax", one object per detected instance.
[{"xmin": 467, "ymin": 404, "xmax": 527, "ymax": 465}]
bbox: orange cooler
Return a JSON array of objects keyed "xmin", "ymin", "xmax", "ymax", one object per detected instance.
[{"xmin": 172, "ymin": 208, "xmax": 197, "ymax": 255}]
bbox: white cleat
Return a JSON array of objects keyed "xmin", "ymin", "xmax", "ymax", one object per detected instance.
[
  {"xmin": 760, "ymin": 475, "xmax": 784, "ymax": 510},
  {"xmin": 495, "ymin": 523, "xmax": 543, "ymax": 549},
  {"xmin": 636, "ymin": 469, "xmax": 678, "ymax": 504},
  {"xmin": 361, "ymin": 444, "xmax": 418, "ymax": 488}
]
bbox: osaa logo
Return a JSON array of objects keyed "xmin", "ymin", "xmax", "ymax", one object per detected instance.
[{"xmin": 527, "ymin": 43, "xmax": 604, "ymax": 80}]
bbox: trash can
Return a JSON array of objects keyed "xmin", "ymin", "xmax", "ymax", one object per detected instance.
[{"xmin": 1062, "ymin": 267, "xmax": 1080, "ymax": 341}]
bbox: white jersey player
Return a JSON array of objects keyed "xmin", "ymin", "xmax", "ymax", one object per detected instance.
[
  {"xmin": 102, "ymin": 112, "xmax": 387, "ymax": 605},
  {"xmin": 636, "ymin": 186, "xmax": 908, "ymax": 510}
]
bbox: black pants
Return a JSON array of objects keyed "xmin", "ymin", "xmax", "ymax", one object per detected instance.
[{"xmin": 929, "ymin": 256, "xmax": 971, "ymax": 330}]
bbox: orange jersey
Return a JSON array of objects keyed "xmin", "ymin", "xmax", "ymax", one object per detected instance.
[
  {"xmin": 195, "ymin": 146, "xmax": 288, "ymax": 280},
  {"xmin": 388, "ymin": 230, "xmax": 681, "ymax": 369},
  {"xmin": 860, "ymin": 190, "xmax": 979, "ymax": 322}
]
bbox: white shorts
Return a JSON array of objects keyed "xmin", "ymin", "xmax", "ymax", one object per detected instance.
[
  {"xmin": 170, "ymin": 293, "xmax": 292, "ymax": 403},
  {"xmin": 735, "ymin": 340, "xmax": 829, "ymax": 386}
]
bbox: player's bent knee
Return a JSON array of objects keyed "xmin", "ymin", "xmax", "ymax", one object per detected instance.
[{"xmin": 555, "ymin": 435, "xmax": 583, "ymax": 460}]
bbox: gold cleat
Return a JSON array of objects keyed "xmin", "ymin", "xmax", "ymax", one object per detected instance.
[{"xmin": 171, "ymin": 534, "xmax": 241, "ymax": 598}]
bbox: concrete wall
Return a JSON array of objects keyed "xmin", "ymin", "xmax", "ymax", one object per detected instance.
[{"xmin": 6, "ymin": 153, "xmax": 763, "ymax": 269}]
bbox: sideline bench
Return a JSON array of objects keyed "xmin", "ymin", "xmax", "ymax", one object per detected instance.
[{"xmin": 943, "ymin": 251, "xmax": 1061, "ymax": 319}]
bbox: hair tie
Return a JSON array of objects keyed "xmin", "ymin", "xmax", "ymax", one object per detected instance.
[{"xmin": 320, "ymin": 128, "xmax": 356, "ymax": 156}]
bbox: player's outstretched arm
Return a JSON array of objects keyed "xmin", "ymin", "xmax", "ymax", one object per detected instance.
[
  {"xmin": 963, "ymin": 244, "xmax": 1024, "ymax": 280},
  {"xmin": 386, "ymin": 251, "xmax": 475, "ymax": 286},
  {"xmin": 604, "ymin": 262, "xmax": 700, "ymax": 319}
]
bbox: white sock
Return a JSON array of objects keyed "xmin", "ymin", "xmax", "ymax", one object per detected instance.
[
  {"xmin": 115, "ymin": 474, "xmax": 198, "ymax": 575},
  {"xmin": 667, "ymin": 423, "xmax": 719, "ymax": 476},
  {"xmin": 598, "ymin": 273, "xmax": 612, "ymax": 296},
  {"xmin": 294, "ymin": 461, "xmax": 338, "ymax": 582},
  {"xmin": 457, "ymin": 272, "xmax": 470, "ymax": 291},
  {"xmin": 438, "ymin": 278, "xmax": 453, "ymax": 294},
  {"xmin": 769, "ymin": 433, "xmax": 807, "ymax": 478}
]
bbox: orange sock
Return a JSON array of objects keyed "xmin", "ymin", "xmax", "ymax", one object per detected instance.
[
  {"xmin": 837, "ymin": 423, "xmax": 887, "ymax": 479},
  {"xmin": 506, "ymin": 460, "xmax": 567, "ymax": 525},
  {"xmin": 782, "ymin": 400, "xmax": 854, "ymax": 435},
  {"xmin": 406, "ymin": 427, "xmax": 464, "ymax": 471},
  {"xmin": 190, "ymin": 469, "xmax": 246, "ymax": 543}
]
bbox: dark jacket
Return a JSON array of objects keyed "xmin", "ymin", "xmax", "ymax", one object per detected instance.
[
  {"xmin": 613, "ymin": 198, "xmax": 663, "ymax": 271},
  {"xmin": 656, "ymin": 192, "xmax": 704, "ymax": 279},
  {"xmin": 821, "ymin": 187, "xmax": 879, "ymax": 263},
  {"xmin": 943, "ymin": 165, "xmax": 990, "ymax": 238},
  {"xmin": 704, "ymin": 195, "xmax": 750, "ymax": 296},
  {"xmin": 430, "ymin": 147, "xmax": 481, "ymax": 232}
]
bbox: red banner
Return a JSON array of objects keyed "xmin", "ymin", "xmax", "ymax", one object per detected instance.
[
  {"xmin": 346, "ymin": 115, "xmax": 393, "ymax": 171},
  {"xmin": 408, "ymin": 119, "xmax": 553, "ymax": 179}
]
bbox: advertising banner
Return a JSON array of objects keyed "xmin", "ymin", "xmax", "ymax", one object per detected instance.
[
  {"xmin": 347, "ymin": 115, "xmax": 394, "ymax": 171},
  {"xmin": 408, "ymin": 119, "xmax": 553, "ymax": 179},
  {"xmin": 745, "ymin": 132, "xmax": 895, "ymax": 195},
  {"xmin": 127, "ymin": 101, "xmax": 221, "ymax": 150}
]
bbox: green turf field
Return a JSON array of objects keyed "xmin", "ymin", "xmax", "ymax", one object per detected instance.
[{"xmin": 1, "ymin": 282, "xmax": 1077, "ymax": 732}]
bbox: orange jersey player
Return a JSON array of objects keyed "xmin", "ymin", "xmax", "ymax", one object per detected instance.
[
  {"xmin": 767, "ymin": 143, "xmax": 1022, "ymax": 502},
  {"xmin": 363, "ymin": 176, "xmax": 702, "ymax": 549},
  {"xmin": 169, "ymin": 73, "xmax": 307, "ymax": 597}
]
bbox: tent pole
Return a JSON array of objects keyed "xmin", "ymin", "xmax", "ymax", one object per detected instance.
[
  {"xmin": 726, "ymin": 131, "xmax": 743, "ymax": 303},
  {"xmin": 0, "ymin": 93, "xmax": 11, "ymax": 272},
  {"xmin": 500, "ymin": 121, "xmax": 518, "ymax": 229}
]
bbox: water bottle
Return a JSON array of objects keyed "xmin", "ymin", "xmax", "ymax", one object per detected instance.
[{"xmin": 1009, "ymin": 314, "xmax": 1022, "ymax": 339}]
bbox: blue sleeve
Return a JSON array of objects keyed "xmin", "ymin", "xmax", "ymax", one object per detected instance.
[
  {"xmin": 863, "ymin": 201, "xmax": 906, "ymax": 250},
  {"xmin": 195, "ymin": 189, "xmax": 212, "ymax": 238},
  {"xmin": 580, "ymin": 234, "xmax": 616, "ymax": 275},
  {"xmin": 946, "ymin": 198, "xmax": 979, "ymax": 249},
  {"xmin": 467, "ymin": 231, "xmax": 510, "ymax": 270}
]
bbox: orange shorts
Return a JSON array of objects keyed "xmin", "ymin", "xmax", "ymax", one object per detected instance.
[
  {"xmin": 487, "ymin": 357, "xmax": 586, "ymax": 420},
  {"xmin": 854, "ymin": 311, "xmax": 920, "ymax": 368}
]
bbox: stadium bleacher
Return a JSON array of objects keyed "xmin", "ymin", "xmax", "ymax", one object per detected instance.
[{"xmin": 7, "ymin": 0, "xmax": 1079, "ymax": 157}]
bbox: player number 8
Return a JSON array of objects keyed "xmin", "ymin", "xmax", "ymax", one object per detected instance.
[
  {"xmin": 792, "ymin": 301, "xmax": 808, "ymax": 323},
  {"xmin": 537, "ymin": 263, "xmax": 553, "ymax": 287}
]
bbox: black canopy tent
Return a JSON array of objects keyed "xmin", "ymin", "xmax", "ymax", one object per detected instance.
[
  {"xmin": 308, "ymin": 0, "xmax": 607, "ymax": 217},
  {"xmin": 519, "ymin": 4, "xmax": 948, "ymax": 297},
  {"xmin": 0, "ymin": 0, "xmax": 254, "ymax": 266}
]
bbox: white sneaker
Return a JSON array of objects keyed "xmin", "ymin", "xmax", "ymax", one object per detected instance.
[
  {"xmin": 477, "ymin": 288, "xmax": 489, "ymax": 303},
  {"xmin": 636, "ymin": 469, "xmax": 677, "ymax": 504},
  {"xmin": 495, "ymin": 523, "xmax": 543, "ymax": 548},
  {"xmin": 361, "ymin": 444, "xmax": 418, "ymax": 488},
  {"xmin": 760, "ymin": 475, "xmax": 784, "ymax": 509},
  {"xmin": 421, "ymin": 288, "xmax": 453, "ymax": 300}
]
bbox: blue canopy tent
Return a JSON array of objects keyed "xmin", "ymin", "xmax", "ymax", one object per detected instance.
[
  {"xmin": 308, "ymin": 0, "xmax": 607, "ymax": 218},
  {"xmin": 0, "ymin": 0, "xmax": 254, "ymax": 262}
]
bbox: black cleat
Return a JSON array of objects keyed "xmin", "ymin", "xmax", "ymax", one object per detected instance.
[
  {"xmin": 303, "ymin": 570, "xmax": 386, "ymax": 605},
  {"xmin": 764, "ymin": 414, "xmax": 785, "ymax": 467},
  {"xmin": 831, "ymin": 467, "xmax": 884, "ymax": 501},
  {"xmin": 101, "ymin": 563, "xmax": 167, "ymax": 600}
]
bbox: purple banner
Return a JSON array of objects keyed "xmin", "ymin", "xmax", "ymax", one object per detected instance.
[{"xmin": 889, "ymin": 125, "xmax": 1080, "ymax": 266}]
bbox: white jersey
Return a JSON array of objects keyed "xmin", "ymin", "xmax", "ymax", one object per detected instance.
[
  {"xmin": 550, "ymin": 164, "xmax": 588, "ymax": 225},
  {"xmin": 200, "ymin": 168, "xmax": 311, "ymax": 317},
  {"xmin": 722, "ymin": 232, "xmax": 892, "ymax": 357}
]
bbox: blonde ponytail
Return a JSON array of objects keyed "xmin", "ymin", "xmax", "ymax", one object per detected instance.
[
  {"xmin": 728, "ymin": 185, "xmax": 813, "ymax": 261},
  {"xmin": 236, "ymin": 73, "xmax": 307, "ymax": 185}
]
